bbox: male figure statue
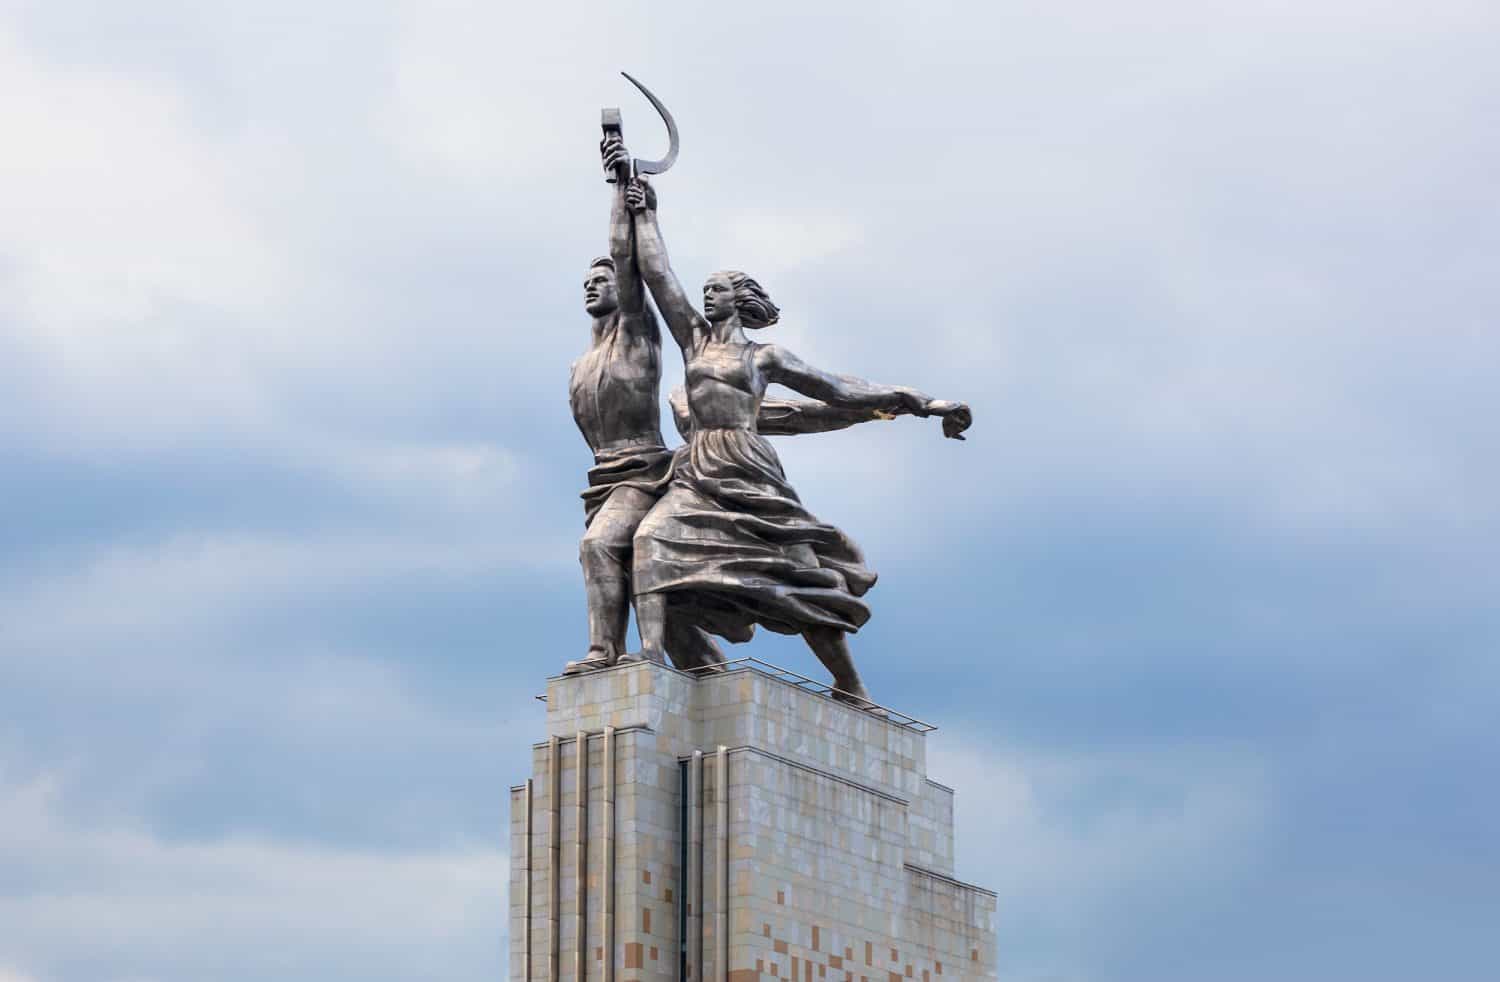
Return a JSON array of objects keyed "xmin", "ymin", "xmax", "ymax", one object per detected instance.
[{"xmin": 565, "ymin": 136, "xmax": 726, "ymax": 674}]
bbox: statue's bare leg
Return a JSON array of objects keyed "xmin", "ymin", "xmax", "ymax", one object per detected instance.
[{"xmin": 802, "ymin": 627, "xmax": 875, "ymax": 708}]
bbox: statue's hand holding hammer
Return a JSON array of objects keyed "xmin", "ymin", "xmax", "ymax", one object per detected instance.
[
  {"xmin": 601, "ymin": 135, "xmax": 631, "ymax": 182},
  {"xmin": 624, "ymin": 176, "xmax": 657, "ymax": 214}
]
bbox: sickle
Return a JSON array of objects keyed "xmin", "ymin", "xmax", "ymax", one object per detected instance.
[{"xmin": 620, "ymin": 72, "xmax": 679, "ymax": 176}]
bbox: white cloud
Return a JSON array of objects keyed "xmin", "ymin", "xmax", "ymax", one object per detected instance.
[
  {"xmin": 315, "ymin": 438, "xmax": 524, "ymax": 509},
  {"xmin": 719, "ymin": 211, "xmax": 864, "ymax": 278},
  {"xmin": 0, "ymin": 28, "xmax": 288, "ymax": 322},
  {"xmin": 0, "ymin": 25, "xmax": 295, "ymax": 447},
  {"xmin": 930, "ymin": 733, "xmax": 1272, "ymax": 980},
  {"xmin": 0, "ymin": 769, "xmax": 508, "ymax": 982},
  {"xmin": 0, "ymin": 526, "xmax": 567, "ymax": 655}
]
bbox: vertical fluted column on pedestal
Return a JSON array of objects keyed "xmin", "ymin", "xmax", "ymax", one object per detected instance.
[
  {"xmin": 603, "ymin": 726, "xmax": 616, "ymax": 982},
  {"xmin": 687, "ymin": 749, "xmax": 703, "ymax": 981},
  {"xmin": 715, "ymin": 745, "xmax": 727, "ymax": 982},
  {"xmin": 523, "ymin": 779, "xmax": 533, "ymax": 982},
  {"xmin": 574, "ymin": 731, "xmax": 587, "ymax": 981},
  {"xmin": 547, "ymin": 734, "xmax": 560, "ymax": 982}
]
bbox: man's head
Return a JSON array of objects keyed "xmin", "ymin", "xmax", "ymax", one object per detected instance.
[{"xmin": 584, "ymin": 257, "xmax": 619, "ymax": 316}]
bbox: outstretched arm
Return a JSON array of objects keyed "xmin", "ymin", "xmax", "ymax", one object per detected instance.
[
  {"xmin": 601, "ymin": 138, "xmax": 646, "ymax": 323},
  {"xmin": 627, "ymin": 177, "xmax": 705, "ymax": 355},
  {"xmin": 757, "ymin": 399, "xmax": 897, "ymax": 436},
  {"xmin": 759, "ymin": 345, "xmax": 973, "ymax": 440},
  {"xmin": 669, "ymin": 387, "xmax": 903, "ymax": 439}
]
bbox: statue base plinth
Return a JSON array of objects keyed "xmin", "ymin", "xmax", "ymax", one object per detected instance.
[{"xmin": 508, "ymin": 659, "xmax": 996, "ymax": 982}]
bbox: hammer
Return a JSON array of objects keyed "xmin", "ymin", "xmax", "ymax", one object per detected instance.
[{"xmin": 601, "ymin": 107, "xmax": 629, "ymax": 184}]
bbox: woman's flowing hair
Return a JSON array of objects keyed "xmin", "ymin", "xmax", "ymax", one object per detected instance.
[{"xmin": 723, "ymin": 270, "xmax": 780, "ymax": 329}]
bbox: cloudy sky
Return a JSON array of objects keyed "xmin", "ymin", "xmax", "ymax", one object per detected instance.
[{"xmin": 2, "ymin": 1, "xmax": 1497, "ymax": 980}]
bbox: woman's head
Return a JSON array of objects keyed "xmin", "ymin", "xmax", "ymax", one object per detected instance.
[{"xmin": 703, "ymin": 270, "xmax": 780, "ymax": 329}]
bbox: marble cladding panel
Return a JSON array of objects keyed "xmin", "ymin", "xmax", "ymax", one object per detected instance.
[
  {"xmin": 903, "ymin": 868, "xmax": 999, "ymax": 982},
  {"xmin": 905, "ymin": 781, "xmax": 956, "ymax": 876},
  {"xmin": 720, "ymin": 750, "xmax": 995, "ymax": 982},
  {"xmin": 696, "ymin": 672, "xmax": 925, "ymax": 802},
  {"xmin": 612, "ymin": 729, "xmax": 680, "ymax": 982},
  {"xmin": 614, "ymin": 849, "xmax": 679, "ymax": 974},
  {"xmin": 545, "ymin": 662, "xmax": 698, "ymax": 752}
]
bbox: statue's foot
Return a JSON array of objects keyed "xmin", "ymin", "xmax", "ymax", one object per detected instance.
[
  {"xmin": 831, "ymin": 683, "xmax": 886, "ymax": 716},
  {"xmin": 673, "ymin": 651, "xmax": 730, "ymax": 675},
  {"xmin": 563, "ymin": 649, "xmax": 614, "ymax": 676},
  {"xmin": 618, "ymin": 646, "xmax": 667, "ymax": 667},
  {"xmin": 688, "ymin": 659, "xmax": 729, "ymax": 676}
]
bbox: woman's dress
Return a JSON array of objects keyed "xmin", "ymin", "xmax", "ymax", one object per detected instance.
[{"xmin": 632, "ymin": 337, "xmax": 877, "ymax": 639}]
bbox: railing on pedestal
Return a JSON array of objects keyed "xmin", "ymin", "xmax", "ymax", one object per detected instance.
[{"xmin": 538, "ymin": 655, "xmax": 938, "ymax": 733}]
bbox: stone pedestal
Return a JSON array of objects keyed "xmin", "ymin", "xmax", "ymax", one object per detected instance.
[{"xmin": 508, "ymin": 660, "xmax": 996, "ymax": 982}]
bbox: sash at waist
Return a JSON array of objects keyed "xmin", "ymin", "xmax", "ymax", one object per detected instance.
[{"xmin": 593, "ymin": 440, "xmax": 668, "ymax": 463}]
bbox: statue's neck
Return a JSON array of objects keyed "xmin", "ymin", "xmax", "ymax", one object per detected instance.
[
  {"xmin": 708, "ymin": 319, "xmax": 746, "ymax": 345},
  {"xmin": 591, "ymin": 311, "xmax": 618, "ymax": 344}
]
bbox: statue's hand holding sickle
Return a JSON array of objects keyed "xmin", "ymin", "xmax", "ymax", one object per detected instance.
[{"xmin": 600, "ymin": 71, "xmax": 678, "ymax": 189}]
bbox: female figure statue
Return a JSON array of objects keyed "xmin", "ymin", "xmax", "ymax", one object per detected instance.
[{"xmin": 624, "ymin": 177, "xmax": 971, "ymax": 706}]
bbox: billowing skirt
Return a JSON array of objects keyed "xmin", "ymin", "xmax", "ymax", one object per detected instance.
[{"xmin": 633, "ymin": 427, "xmax": 876, "ymax": 637}]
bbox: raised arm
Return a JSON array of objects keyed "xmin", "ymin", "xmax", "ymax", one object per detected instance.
[
  {"xmin": 759, "ymin": 345, "xmax": 973, "ymax": 440},
  {"xmin": 601, "ymin": 137, "xmax": 646, "ymax": 325},
  {"xmin": 626, "ymin": 177, "xmax": 705, "ymax": 355}
]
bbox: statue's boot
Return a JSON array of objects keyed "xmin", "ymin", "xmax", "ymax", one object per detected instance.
[
  {"xmin": 563, "ymin": 648, "xmax": 614, "ymax": 675},
  {"xmin": 663, "ymin": 614, "xmax": 727, "ymax": 674},
  {"xmin": 622, "ymin": 592, "xmax": 670, "ymax": 666}
]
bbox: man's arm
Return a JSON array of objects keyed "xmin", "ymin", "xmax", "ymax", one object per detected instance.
[{"xmin": 602, "ymin": 137, "xmax": 646, "ymax": 323}]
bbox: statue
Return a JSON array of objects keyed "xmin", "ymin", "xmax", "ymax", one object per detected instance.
[
  {"xmin": 566, "ymin": 76, "xmax": 971, "ymax": 707},
  {"xmin": 567, "ymin": 88, "xmax": 912, "ymax": 677}
]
